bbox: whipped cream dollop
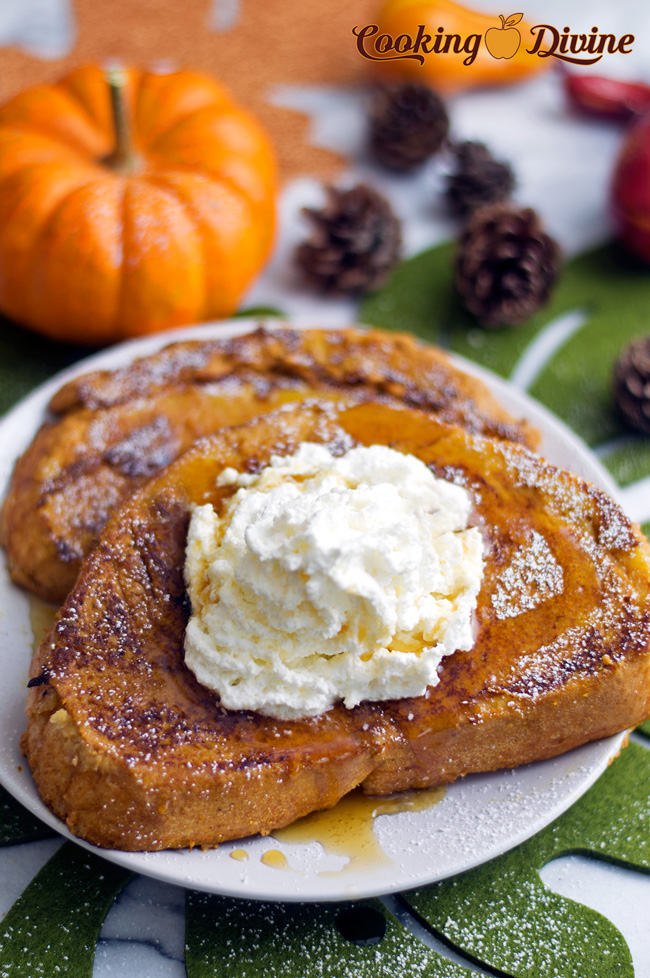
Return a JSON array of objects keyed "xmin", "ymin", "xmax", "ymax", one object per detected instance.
[{"xmin": 183, "ymin": 443, "xmax": 483, "ymax": 720}]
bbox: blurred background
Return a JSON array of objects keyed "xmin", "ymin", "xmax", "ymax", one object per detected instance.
[
  {"xmin": 1, "ymin": 0, "xmax": 649, "ymax": 254},
  {"xmin": 0, "ymin": 0, "xmax": 648, "ymax": 324}
]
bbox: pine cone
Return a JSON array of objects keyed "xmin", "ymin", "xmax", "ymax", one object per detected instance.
[
  {"xmin": 455, "ymin": 204, "xmax": 560, "ymax": 328},
  {"xmin": 369, "ymin": 83, "xmax": 449, "ymax": 172},
  {"xmin": 295, "ymin": 185, "xmax": 401, "ymax": 294},
  {"xmin": 614, "ymin": 336, "xmax": 650, "ymax": 434},
  {"xmin": 446, "ymin": 141, "xmax": 515, "ymax": 217}
]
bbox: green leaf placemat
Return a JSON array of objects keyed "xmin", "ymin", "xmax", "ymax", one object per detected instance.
[
  {"xmin": 186, "ymin": 894, "xmax": 481, "ymax": 978},
  {"xmin": 402, "ymin": 742, "xmax": 650, "ymax": 978},
  {"xmin": 360, "ymin": 241, "xmax": 650, "ymax": 446},
  {"xmin": 0, "ymin": 843, "xmax": 131, "ymax": 978},
  {"xmin": 0, "ymin": 318, "xmax": 91, "ymax": 417},
  {"xmin": 0, "ymin": 786, "xmax": 54, "ymax": 847}
]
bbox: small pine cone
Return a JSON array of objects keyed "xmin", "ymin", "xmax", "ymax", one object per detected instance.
[
  {"xmin": 295, "ymin": 185, "xmax": 401, "ymax": 294},
  {"xmin": 369, "ymin": 83, "xmax": 449, "ymax": 172},
  {"xmin": 455, "ymin": 204, "xmax": 560, "ymax": 328},
  {"xmin": 614, "ymin": 336, "xmax": 650, "ymax": 434},
  {"xmin": 446, "ymin": 141, "xmax": 515, "ymax": 217}
]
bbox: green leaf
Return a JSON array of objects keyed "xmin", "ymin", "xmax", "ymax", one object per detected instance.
[
  {"xmin": 360, "ymin": 241, "xmax": 650, "ymax": 448},
  {"xmin": 408, "ymin": 870, "xmax": 631, "ymax": 978},
  {"xmin": 598, "ymin": 437, "xmax": 650, "ymax": 488},
  {"xmin": 0, "ymin": 317, "xmax": 90, "ymax": 417},
  {"xmin": 359, "ymin": 239, "xmax": 567, "ymax": 378},
  {"xmin": 0, "ymin": 786, "xmax": 54, "ymax": 847},
  {"xmin": 359, "ymin": 242, "xmax": 457, "ymax": 345},
  {"xmin": 185, "ymin": 894, "xmax": 479, "ymax": 978},
  {"xmin": 527, "ymin": 247, "xmax": 650, "ymax": 446},
  {"xmin": 402, "ymin": 742, "xmax": 650, "ymax": 978},
  {"xmin": 0, "ymin": 843, "xmax": 131, "ymax": 978},
  {"xmin": 233, "ymin": 305, "xmax": 286, "ymax": 319}
]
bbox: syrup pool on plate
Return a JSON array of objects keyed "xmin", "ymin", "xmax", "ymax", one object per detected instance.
[
  {"xmin": 260, "ymin": 849, "xmax": 293, "ymax": 871},
  {"xmin": 265, "ymin": 785, "xmax": 447, "ymax": 876}
]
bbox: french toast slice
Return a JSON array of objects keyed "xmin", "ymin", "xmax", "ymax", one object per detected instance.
[
  {"xmin": 1, "ymin": 326, "xmax": 537, "ymax": 603},
  {"xmin": 22, "ymin": 400, "xmax": 650, "ymax": 851}
]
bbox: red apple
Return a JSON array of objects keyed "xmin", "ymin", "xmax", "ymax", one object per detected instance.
[{"xmin": 612, "ymin": 114, "xmax": 650, "ymax": 263}]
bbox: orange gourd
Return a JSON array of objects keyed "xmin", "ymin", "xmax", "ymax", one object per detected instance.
[
  {"xmin": 371, "ymin": 0, "xmax": 548, "ymax": 93},
  {"xmin": 0, "ymin": 66, "xmax": 277, "ymax": 344}
]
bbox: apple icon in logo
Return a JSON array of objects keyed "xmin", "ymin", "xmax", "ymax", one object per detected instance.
[{"xmin": 485, "ymin": 12, "xmax": 523, "ymax": 59}]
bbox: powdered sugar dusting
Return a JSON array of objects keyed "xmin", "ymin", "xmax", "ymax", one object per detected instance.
[{"xmin": 492, "ymin": 531, "xmax": 564, "ymax": 621}]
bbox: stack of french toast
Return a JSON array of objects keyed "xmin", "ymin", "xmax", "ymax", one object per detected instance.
[{"xmin": 2, "ymin": 325, "xmax": 650, "ymax": 851}]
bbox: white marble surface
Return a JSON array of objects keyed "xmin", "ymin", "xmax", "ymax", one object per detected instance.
[{"xmin": 1, "ymin": 0, "xmax": 650, "ymax": 975}]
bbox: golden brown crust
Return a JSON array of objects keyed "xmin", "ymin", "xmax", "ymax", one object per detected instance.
[
  {"xmin": 23, "ymin": 401, "xmax": 650, "ymax": 850},
  {"xmin": 0, "ymin": 326, "xmax": 537, "ymax": 603}
]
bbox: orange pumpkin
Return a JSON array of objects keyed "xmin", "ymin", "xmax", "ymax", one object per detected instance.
[{"xmin": 0, "ymin": 65, "xmax": 277, "ymax": 344}]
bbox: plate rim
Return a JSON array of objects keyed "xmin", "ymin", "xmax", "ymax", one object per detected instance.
[{"xmin": 0, "ymin": 315, "xmax": 629, "ymax": 902}]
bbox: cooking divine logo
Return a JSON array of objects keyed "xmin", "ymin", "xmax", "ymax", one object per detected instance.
[{"xmin": 353, "ymin": 13, "xmax": 635, "ymax": 67}]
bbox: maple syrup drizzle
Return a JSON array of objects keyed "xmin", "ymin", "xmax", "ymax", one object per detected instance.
[
  {"xmin": 27, "ymin": 596, "xmax": 58, "ymax": 656},
  {"xmin": 229, "ymin": 848, "xmax": 249, "ymax": 862},
  {"xmin": 260, "ymin": 849, "xmax": 293, "ymax": 871},
  {"xmin": 271, "ymin": 785, "xmax": 446, "ymax": 876}
]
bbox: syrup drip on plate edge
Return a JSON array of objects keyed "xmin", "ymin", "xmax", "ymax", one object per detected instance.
[{"xmin": 231, "ymin": 785, "xmax": 446, "ymax": 875}]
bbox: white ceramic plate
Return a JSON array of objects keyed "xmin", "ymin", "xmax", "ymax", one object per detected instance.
[{"xmin": 0, "ymin": 317, "xmax": 627, "ymax": 903}]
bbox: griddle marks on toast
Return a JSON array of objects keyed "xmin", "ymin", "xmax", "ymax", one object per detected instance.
[
  {"xmin": 104, "ymin": 416, "xmax": 178, "ymax": 478},
  {"xmin": 95, "ymin": 698, "xmax": 207, "ymax": 750},
  {"xmin": 44, "ymin": 469, "xmax": 129, "ymax": 559},
  {"xmin": 54, "ymin": 343, "xmax": 212, "ymax": 412},
  {"xmin": 502, "ymin": 441, "xmax": 639, "ymax": 554},
  {"xmin": 499, "ymin": 601, "xmax": 650, "ymax": 698},
  {"xmin": 48, "ymin": 328, "xmax": 533, "ymax": 448},
  {"xmin": 136, "ymin": 495, "xmax": 190, "ymax": 605},
  {"xmin": 587, "ymin": 485, "xmax": 638, "ymax": 551}
]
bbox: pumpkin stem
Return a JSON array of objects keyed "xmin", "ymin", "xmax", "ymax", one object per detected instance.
[{"xmin": 103, "ymin": 67, "xmax": 140, "ymax": 175}]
